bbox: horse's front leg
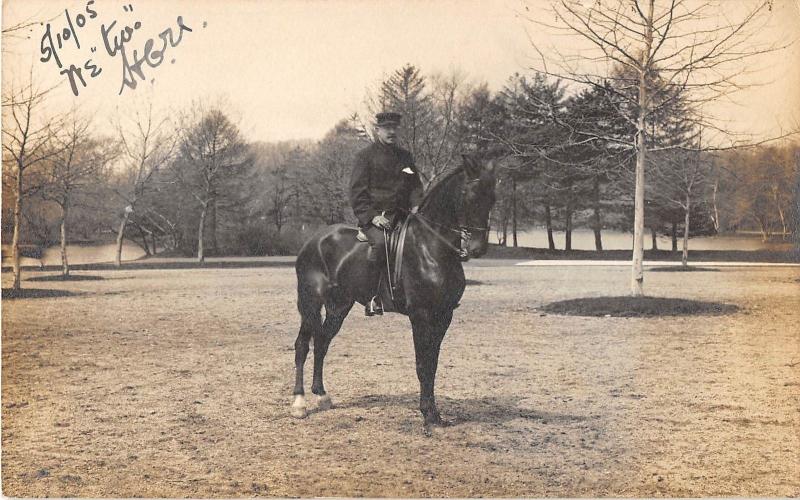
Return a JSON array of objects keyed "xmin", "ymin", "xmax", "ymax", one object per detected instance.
[{"xmin": 409, "ymin": 309, "xmax": 453, "ymax": 428}]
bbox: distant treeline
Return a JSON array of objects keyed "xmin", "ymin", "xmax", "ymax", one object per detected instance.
[{"xmin": 4, "ymin": 64, "xmax": 798, "ymax": 264}]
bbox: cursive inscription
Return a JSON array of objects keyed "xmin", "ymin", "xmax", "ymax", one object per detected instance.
[
  {"xmin": 38, "ymin": 3, "xmax": 199, "ymax": 97},
  {"xmin": 103, "ymin": 16, "xmax": 192, "ymax": 95}
]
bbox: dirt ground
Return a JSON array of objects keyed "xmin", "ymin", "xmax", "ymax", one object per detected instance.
[{"xmin": 2, "ymin": 263, "xmax": 799, "ymax": 497}]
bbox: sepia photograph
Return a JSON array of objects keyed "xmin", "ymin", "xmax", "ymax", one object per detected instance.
[{"xmin": 1, "ymin": 0, "xmax": 799, "ymax": 497}]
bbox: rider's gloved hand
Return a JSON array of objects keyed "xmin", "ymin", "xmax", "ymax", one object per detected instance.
[
  {"xmin": 371, "ymin": 214, "xmax": 391, "ymax": 229},
  {"xmin": 410, "ymin": 206, "xmax": 419, "ymax": 214}
]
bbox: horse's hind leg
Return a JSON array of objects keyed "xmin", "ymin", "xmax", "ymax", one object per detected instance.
[
  {"xmin": 292, "ymin": 294, "xmax": 322, "ymax": 419},
  {"xmin": 310, "ymin": 300, "xmax": 354, "ymax": 411}
]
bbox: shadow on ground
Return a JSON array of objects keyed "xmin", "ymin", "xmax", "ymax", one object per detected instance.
[
  {"xmin": 337, "ymin": 393, "xmax": 588, "ymax": 426},
  {"xmin": 649, "ymin": 266, "xmax": 720, "ymax": 272},
  {"xmin": 2, "ymin": 288, "xmax": 81, "ymax": 299},
  {"xmin": 26, "ymin": 274, "xmax": 105, "ymax": 282},
  {"xmin": 541, "ymin": 296, "xmax": 739, "ymax": 317}
]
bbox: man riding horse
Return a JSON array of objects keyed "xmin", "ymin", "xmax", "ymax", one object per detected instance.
[
  {"xmin": 292, "ymin": 134, "xmax": 497, "ymax": 428},
  {"xmin": 349, "ymin": 111, "xmax": 423, "ymax": 316}
]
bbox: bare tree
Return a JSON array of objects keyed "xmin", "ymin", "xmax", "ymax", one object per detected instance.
[
  {"xmin": 650, "ymin": 145, "xmax": 714, "ymax": 266},
  {"xmin": 419, "ymin": 71, "xmax": 473, "ymax": 182},
  {"xmin": 248, "ymin": 141, "xmax": 309, "ymax": 232},
  {"xmin": 724, "ymin": 142, "xmax": 799, "ymax": 241},
  {"xmin": 113, "ymin": 102, "xmax": 177, "ymax": 266},
  {"xmin": 525, "ymin": 0, "xmax": 783, "ymax": 295},
  {"xmin": 302, "ymin": 121, "xmax": 365, "ymax": 225},
  {"xmin": 42, "ymin": 112, "xmax": 116, "ymax": 276},
  {"xmin": 173, "ymin": 108, "xmax": 252, "ymax": 262},
  {"xmin": 760, "ymin": 144, "xmax": 797, "ymax": 239},
  {"xmin": 2, "ymin": 76, "xmax": 62, "ymax": 289},
  {"xmin": 266, "ymin": 162, "xmax": 297, "ymax": 234}
]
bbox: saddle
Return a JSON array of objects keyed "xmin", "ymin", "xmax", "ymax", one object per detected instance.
[{"xmin": 356, "ymin": 218, "xmax": 411, "ymax": 314}]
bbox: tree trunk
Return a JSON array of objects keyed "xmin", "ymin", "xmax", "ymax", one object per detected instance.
[
  {"xmin": 593, "ymin": 177, "xmax": 602, "ymax": 251},
  {"xmin": 501, "ymin": 207, "xmax": 508, "ymax": 246},
  {"xmin": 711, "ymin": 180, "xmax": 720, "ymax": 233},
  {"xmin": 115, "ymin": 208, "xmax": 131, "ymax": 267},
  {"xmin": 754, "ymin": 213, "xmax": 770, "ymax": 242},
  {"xmin": 544, "ymin": 202, "xmax": 555, "ymax": 250},
  {"xmin": 209, "ymin": 198, "xmax": 218, "ymax": 256},
  {"xmin": 775, "ymin": 193, "xmax": 787, "ymax": 240},
  {"xmin": 593, "ymin": 225, "xmax": 603, "ymax": 251},
  {"xmin": 565, "ymin": 205, "xmax": 573, "ymax": 251},
  {"xmin": 11, "ymin": 173, "xmax": 23, "ymax": 290},
  {"xmin": 511, "ymin": 178, "xmax": 518, "ymax": 248},
  {"xmin": 682, "ymin": 199, "xmax": 691, "ymax": 267},
  {"xmin": 150, "ymin": 233, "xmax": 158, "ymax": 255},
  {"xmin": 60, "ymin": 205, "xmax": 70, "ymax": 277},
  {"xmin": 671, "ymin": 221, "xmax": 678, "ymax": 252},
  {"xmin": 632, "ymin": 140, "xmax": 646, "ymax": 295},
  {"xmin": 138, "ymin": 225, "xmax": 151, "ymax": 257},
  {"xmin": 631, "ymin": 0, "xmax": 654, "ymax": 297},
  {"xmin": 198, "ymin": 203, "xmax": 207, "ymax": 263},
  {"xmin": 758, "ymin": 219, "xmax": 768, "ymax": 242},
  {"xmin": 651, "ymin": 227, "xmax": 658, "ymax": 251}
]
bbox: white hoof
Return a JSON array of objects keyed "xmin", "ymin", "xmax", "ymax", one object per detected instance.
[
  {"xmin": 316, "ymin": 394, "xmax": 333, "ymax": 411},
  {"xmin": 290, "ymin": 395, "xmax": 307, "ymax": 419}
]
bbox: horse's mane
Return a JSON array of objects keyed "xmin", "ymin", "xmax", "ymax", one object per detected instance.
[{"xmin": 419, "ymin": 166, "xmax": 464, "ymax": 211}]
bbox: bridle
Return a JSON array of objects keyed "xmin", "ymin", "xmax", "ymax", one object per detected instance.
[{"xmin": 412, "ymin": 177, "xmax": 489, "ymax": 261}]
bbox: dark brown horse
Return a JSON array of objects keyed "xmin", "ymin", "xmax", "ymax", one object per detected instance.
[{"xmin": 291, "ymin": 155, "xmax": 496, "ymax": 430}]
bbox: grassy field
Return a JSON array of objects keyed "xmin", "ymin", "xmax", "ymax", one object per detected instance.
[{"xmin": 2, "ymin": 263, "xmax": 799, "ymax": 497}]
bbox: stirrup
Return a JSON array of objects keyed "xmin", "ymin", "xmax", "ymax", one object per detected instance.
[{"xmin": 365, "ymin": 296, "xmax": 383, "ymax": 316}]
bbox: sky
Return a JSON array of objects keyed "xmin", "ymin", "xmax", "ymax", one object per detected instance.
[{"xmin": 2, "ymin": 0, "xmax": 799, "ymax": 144}]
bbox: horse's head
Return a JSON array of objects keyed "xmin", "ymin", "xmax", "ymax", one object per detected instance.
[{"xmin": 460, "ymin": 154, "xmax": 497, "ymax": 259}]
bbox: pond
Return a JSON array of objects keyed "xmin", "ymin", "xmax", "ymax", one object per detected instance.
[
  {"xmin": 495, "ymin": 228, "xmax": 787, "ymax": 251},
  {"xmin": 1, "ymin": 229, "xmax": 789, "ymax": 268},
  {"xmin": 1, "ymin": 242, "xmax": 146, "ymax": 267}
]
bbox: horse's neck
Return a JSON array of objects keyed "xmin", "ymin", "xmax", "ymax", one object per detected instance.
[
  {"xmin": 409, "ymin": 172, "xmax": 464, "ymax": 261},
  {"xmin": 419, "ymin": 172, "xmax": 463, "ymax": 228}
]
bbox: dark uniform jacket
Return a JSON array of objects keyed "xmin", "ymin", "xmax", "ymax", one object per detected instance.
[{"xmin": 349, "ymin": 141, "xmax": 424, "ymax": 227}]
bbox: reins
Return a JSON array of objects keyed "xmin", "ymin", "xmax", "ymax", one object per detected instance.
[
  {"xmin": 409, "ymin": 213, "xmax": 464, "ymax": 255},
  {"xmin": 412, "ymin": 178, "xmax": 489, "ymax": 261}
]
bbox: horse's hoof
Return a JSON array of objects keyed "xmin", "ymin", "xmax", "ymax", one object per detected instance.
[
  {"xmin": 290, "ymin": 395, "xmax": 307, "ymax": 419},
  {"xmin": 316, "ymin": 394, "xmax": 333, "ymax": 411}
]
